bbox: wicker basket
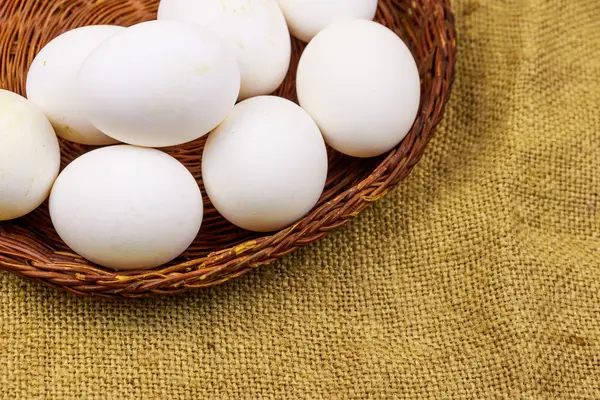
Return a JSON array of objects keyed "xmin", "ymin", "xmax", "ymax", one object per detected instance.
[{"xmin": 0, "ymin": 0, "xmax": 457, "ymax": 298}]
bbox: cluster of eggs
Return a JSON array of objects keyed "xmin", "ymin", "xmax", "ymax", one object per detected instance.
[{"xmin": 0, "ymin": 0, "xmax": 420, "ymax": 270}]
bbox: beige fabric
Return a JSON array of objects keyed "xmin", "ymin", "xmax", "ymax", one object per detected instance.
[{"xmin": 1, "ymin": 0, "xmax": 600, "ymax": 398}]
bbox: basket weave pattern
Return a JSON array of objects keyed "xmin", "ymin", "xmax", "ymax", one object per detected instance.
[{"xmin": 0, "ymin": 0, "xmax": 457, "ymax": 298}]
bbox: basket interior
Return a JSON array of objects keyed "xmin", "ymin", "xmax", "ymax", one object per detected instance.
[{"xmin": 0, "ymin": 0, "xmax": 422, "ymax": 262}]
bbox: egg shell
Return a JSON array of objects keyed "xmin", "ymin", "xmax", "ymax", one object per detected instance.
[
  {"xmin": 276, "ymin": 0, "xmax": 378, "ymax": 42},
  {"xmin": 26, "ymin": 25, "xmax": 124, "ymax": 145},
  {"xmin": 49, "ymin": 145, "xmax": 203, "ymax": 270},
  {"xmin": 158, "ymin": 0, "xmax": 291, "ymax": 100},
  {"xmin": 202, "ymin": 96, "xmax": 328, "ymax": 232},
  {"xmin": 296, "ymin": 19, "xmax": 421, "ymax": 158},
  {"xmin": 0, "ymin": 90, "xmax": 61, "ymax": 221},
  {"xmin": 77, "ymin": 20, "xmax": 241, "ymax": 148}
]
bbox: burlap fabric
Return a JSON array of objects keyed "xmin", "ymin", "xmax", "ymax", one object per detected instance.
[{"xmin": 1, "ymin": 0, "xmax": 599, "ymax": 398}]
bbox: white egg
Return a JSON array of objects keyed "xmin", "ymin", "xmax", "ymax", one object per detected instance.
[
  {"xmin": 276, "ymin": 0, "xmax": 378, "ymax": 42},
  {"xmin": 296, "ymin": 19, "xmax": 421, "ymax": 158},
  {"xmin": 49, "ymin": 145, "xmax": 203, "ymax": 270},
  {"xmin": 78, "ymin": 20, "xmax": 240, "ymax": 148},
  {"xmin": 26, "ymin": 25, "xmax": 124, "ymax": 145},
  {"xmin": 202, "ymin": 96, "xmax": 328, "ymax": 232},
  {"xmin": 0, "ymin": 90, "xmax": 61, "ymax": 221},
  {"xmin": 158, "ymin": 0, "xmax": 291, "ymax": 100}
]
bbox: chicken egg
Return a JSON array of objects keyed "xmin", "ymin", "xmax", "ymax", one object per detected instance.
[
  {"xmin": 276, "ymin": 0, "xmax": 378, "ymax": 42},
  {"xmin": 49, "ymin": 145, "xmax": 203, "ymax": 270},
  {"xmin": 26, "ymin": 25, "xmax": 124, "ymax": 145},
  {"xmin": 0, "ymin": 90, "xmax": 61, "ymax": 221},
  {"xmin": 158, "ymin": 0, "xmax": 291, "ymax": 100},
  {"xmin": 78, "ymin": 20, "xmax": 240, "ymax": 148},
  {"xmin": 296, "ymin": 19, "xmax": 421, "ymax": 158},
  {"xmin": 202, "ymin": 96, "xmax": 328, "ymax": 232}
]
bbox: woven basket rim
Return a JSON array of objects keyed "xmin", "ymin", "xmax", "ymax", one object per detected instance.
[{"xmin": 0, "ymin": 0, "xmax": 458, "ymax": 298}]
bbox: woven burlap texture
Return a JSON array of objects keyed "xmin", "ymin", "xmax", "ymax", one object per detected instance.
[{"xmin": 1, "ymin": 0, "xmax": 599, "ymax": 398}]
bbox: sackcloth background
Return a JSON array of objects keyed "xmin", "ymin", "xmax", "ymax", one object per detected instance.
[{"xmin": 1, "ymin": 0, "xmax": 599, "ymax": 398}]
